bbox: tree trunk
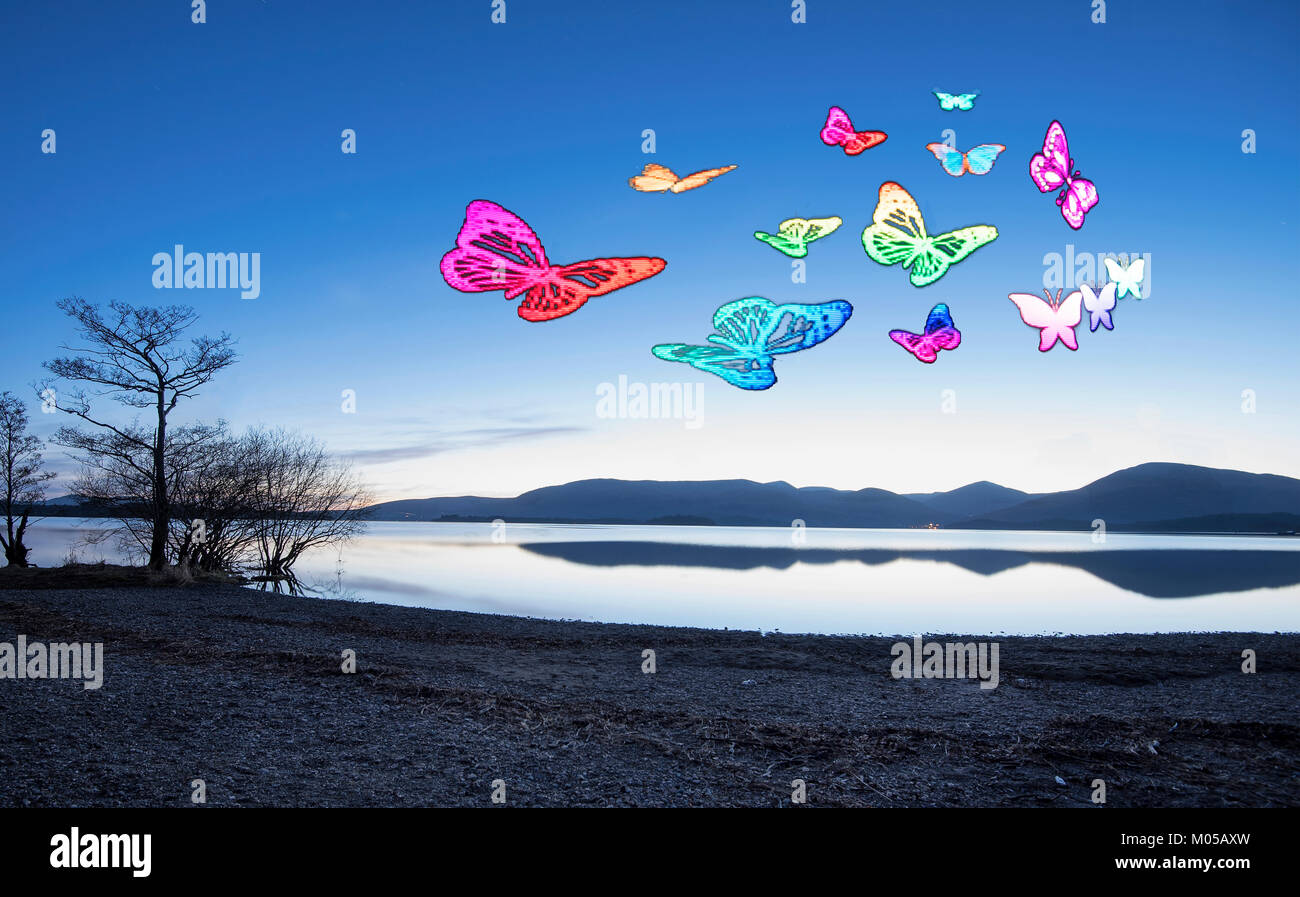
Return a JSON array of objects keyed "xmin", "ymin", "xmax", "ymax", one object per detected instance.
[
  {"xmin": 148, "ymin": 408, "xmax": 168, "ymax": 570},
  {"xmin": 2, "ymin": 511, "xmax": 31, "ymax": 567}
]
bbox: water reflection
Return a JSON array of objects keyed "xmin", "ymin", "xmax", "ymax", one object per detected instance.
[
  {"xmin": 20, "ymin": 521, "xmax": 1300, "ymax": 634},
  {"xmin": 517, "ymin": 542, "xmax": 1300, "ymax": 599}
]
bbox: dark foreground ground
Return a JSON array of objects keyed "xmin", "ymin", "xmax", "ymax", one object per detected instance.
[{"xmin": 1, "ymin": 577, "xmax": 1297, "ymax": 807}]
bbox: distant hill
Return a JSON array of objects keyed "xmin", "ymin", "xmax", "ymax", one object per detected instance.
[
  {"xmin": 43, "ymin": 464, "xmax": 1300, "ymax": 533},
  {"xmin": 965, "ymin": 463, "xmax": 1300, "ymax": 529},
  {"xmin": 370, "ymin": 479, "xmax": 936, "ymax": 527},
  {"xmin": 904, "ymin": 481, "xmax": 1038, "ymax": 520},
  {"xmin": 363, "ymin": 463, "xmax": 1300, "ymax": 532},
  {"xmin": 42, "ymin": 495, "xmax": 84, "ymax": 506}
]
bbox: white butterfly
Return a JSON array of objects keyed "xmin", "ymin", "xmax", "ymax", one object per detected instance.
[
  {"xmin": 1081, "ymin": 282, "xmax": 1117, "ymax": 332},
  {"xmin": 1104, "ymin": 257, "xmax": 1145, "ymax": 300},
  {"xmin": 1008, "ymin": 289, "xmax": 1083, "ymax": 352}
]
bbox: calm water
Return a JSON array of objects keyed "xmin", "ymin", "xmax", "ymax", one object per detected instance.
[{"xmin": 24, "ymin": 520, "xmax": 1300, "ymax": 635}]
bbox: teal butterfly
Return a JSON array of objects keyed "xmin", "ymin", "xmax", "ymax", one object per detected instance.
[
  {"xmin": 933, "ymin": 90, "xmax": 979, "ymax": 111},
  {"xmin": 652, "ymin": 298, "xmax": 853, "ymax": 390},
  {"xmin": 1104, "ymin": 257, "xmax": 1146, "ymax": 300},
  {"xmin": 753, "ymin": 216, "xmax": 842, "ymax": 258}
]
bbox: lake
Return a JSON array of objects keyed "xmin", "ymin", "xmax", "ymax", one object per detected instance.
[{"xmin": 22, "ymin": 520, "xmax": 1300, "ymax": 635}]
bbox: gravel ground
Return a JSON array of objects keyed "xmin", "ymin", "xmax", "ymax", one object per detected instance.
[{"xmin": 1, "ymin": 582, "xmax": 1297, "ymax": 807}]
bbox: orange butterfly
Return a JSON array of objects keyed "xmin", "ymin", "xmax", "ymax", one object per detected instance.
[{"xmin": 628, "ymin": 163, "xmax": 738, "ymax": 193}]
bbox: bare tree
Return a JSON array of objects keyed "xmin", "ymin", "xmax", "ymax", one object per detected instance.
[
  {"xmin": 167, "ymin": 427, "xmax": 263, "ymax": 572},
  {"xmin": 243, "ymin": 429, "xmax": 372, "ymax": 578},
  {"xmin": 41, "ymin": 299, "xmax": 237, "ymax": 569},
  {"xmin": 0, "ymin": 392, "xmax": 57, "ymax": 567},
  {"xmin": 70, "ymin": 420, "xmax": 228, "ymax": 566}
]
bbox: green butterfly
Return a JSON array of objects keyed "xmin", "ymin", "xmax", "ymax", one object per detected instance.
[
  {"xmin": 933, "ymin": 90, "xmax": 979, "ymax": 111},
  {"xmin": 753, "ymin": 216, "xmax": 842, "ymax": 258},
  {"xmin": 861, "ymin": 182, "xmax": 998, "ymax": 287}
]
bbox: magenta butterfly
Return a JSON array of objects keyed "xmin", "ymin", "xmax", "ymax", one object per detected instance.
[
  {"xmin": 440, "ymin": 200, "xmax": 666, "ymax": 322},
  {"xmin": 1030, "ymin": 121, "xmax": 1098, "ymax": 230},
  {"xmin": 889, "ymin": 303, "xmax": 961, "ymax": 364},
  {"xmin": 820, "ymin": 106, "xmax": 887, "ymax": 155}
]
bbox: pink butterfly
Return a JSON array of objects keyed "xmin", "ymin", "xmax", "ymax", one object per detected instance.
[
  {"xmin": 440, "ymin": 200, "xmax": 666, "ymax": 322},
  {"xmin": 889, "ymin": 303, "xmax": 961, "ymax": 364},
  {"xmin": 820, "ymin": 106, "xmax": 887, "ymax": 155},
  {"xmin": 1007, "ymin": 289, "xmax": 1083, "ymax": 352},
  {"xmin": 1030, "ymin": 121, "xmax": 1098, "ymax": 230}
]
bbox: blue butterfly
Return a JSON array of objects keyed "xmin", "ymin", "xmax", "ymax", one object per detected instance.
[
  {"xmin": 652, "ymin": 297, "xmax": 853, "ymax": 390},
  {"xmin": 925, "ymin": 143, "xmax": 1006, "ymax": 177}
]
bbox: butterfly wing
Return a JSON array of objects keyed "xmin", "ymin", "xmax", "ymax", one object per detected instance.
[
  {"xmin": 440, "ymin": 200, "xmax": 550, "ymax": 300},
  {"xmin": 784, "ymin": 216, "xmax": 841, "ymax": 245},
  {"xmin": 1080, "ymin": 283, "xmax": 1116, "ymax": 332},
  {"xmin": 923, "ymin": 303, "xmax": 962, "ymax": 351},
  {"xmin": 1030, "ymin": 121, "xmax": 1070, "ymax": 193},
  {"xmin": 760, "ymin": 300, "xmax": 854, "ymax": 355},
  {"xmin": 963, "ymin": 144, "xmax": 1006, "ymax": 175},
  {"xmin": 517, "ymin": 257, "xmax": 667, "ymax": 322},
  {"xmin": 926, "ymin": 143, "xmax": 968, "ymax": 177},
  {"xmin": 754, "ymin": 230, "xmax": 808, "ymax": 258},
  {"xmin": 651, "ymin": 343, "xmax": 775, "ymax": 391},
  {"xmin": 909, "ymin": 225, "xmax": 999, "ymax": 287},
  {"xmin": 821, "ymin": 106, "xmax": 855, "ymax": 146},
  {"xmin": 629, "ymin": 163, "xmax": 681, "ymax": 192},
  {"xmin": 952, "ymin": 93, "xmax": 979, "ymax": 110},
  {"xmin": 1060, "ymin": 177, "xmax": 1099, "ymax": 229},
  {"xmin": 669, "ymin": 165, "xmax": 738, "ymax": 193},
  {"xmin": 890, "ymin": 330, "xmax": 938, "ymax": 363},
  {"xmin": 933, "ymin": 91, "xmax": 957, "ymax": 110},
  {"xmin": 842, "ymin": 129, "xmax": 888, "ymax": 154},
  {"xmin": 862, "ymin": 182, "xmax": 927, "ymax": 269},
  {"xmin": 1057, "ymin": 289, "xmax": 1084, "ymax": 348}
]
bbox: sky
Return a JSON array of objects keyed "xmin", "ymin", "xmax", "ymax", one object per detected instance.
[{"xmin": 2, "ymin": 0, "xmax": 1298, "ymax": 502}]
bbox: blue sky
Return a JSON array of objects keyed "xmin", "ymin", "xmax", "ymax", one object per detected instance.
[{"xmin": 2, "ymin": 0, "xmax": 1297, "ymax": 501}]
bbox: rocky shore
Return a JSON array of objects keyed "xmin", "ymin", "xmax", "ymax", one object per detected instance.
[{"xmin": 1, "ymin": 578, "xmax": 1296, "ymax": 807}]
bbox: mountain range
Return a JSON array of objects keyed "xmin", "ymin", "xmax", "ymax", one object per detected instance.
[{"xmin": 359, "ymin": 463, "xmax": 1300, "ymax": 533}]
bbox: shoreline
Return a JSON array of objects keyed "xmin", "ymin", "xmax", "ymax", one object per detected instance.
[{"xmin": 1, "ymin": 582, "xmax": 1297, "ymax": 807}]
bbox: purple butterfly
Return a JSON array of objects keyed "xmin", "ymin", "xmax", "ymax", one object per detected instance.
[
  {"xmin": 1030, "ymin": 121, "xmax": 1098, "ymax": 230},
  {"xmin": 889, "ymin": 303, "xmax": 962, "ymax": 364}
]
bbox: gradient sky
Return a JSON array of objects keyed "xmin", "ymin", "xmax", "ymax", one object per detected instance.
[{"xmin": 3, "ymin": 0, "xmax": 1298, "ymax": 502}]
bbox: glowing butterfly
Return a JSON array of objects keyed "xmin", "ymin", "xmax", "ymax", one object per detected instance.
[
  {"xmin": 628, "ymin": 163, "xmax": 738, "ymax": 193},
  {"xmin": 652, "ymin": 298, "xmax": 853, "ymax": 390},
  {"xmin": 1104, "ymin": 257, "xmax": 1146, "ymax": 299},
  {"xmin": 753, "ymin": 216, "xmax": 842, "ymax": 258},
  {"xmin": 889, "ymin": 303, "xmax": 962, "ymax": 364},
  {"xmin": 925, "ymin": 143, "xmax": 1006, "ymax": 177},
  {"xmin": 1081, "ymin": 282, "xmax": 1117, "ymax": 332},
  {"xmin": 1007, "ymin": 289, "xmax": 1084, "ymax": 352},
  {"xmin": 820, "ymin": 106, "xmax": 887, "ymax": 155},
  {"xmin": 933, "ymin": 90, "xmax": 979, "ymax": 111},
  {"xmin": 861, "ymin": 182, "xmax": 999, "ymax": 287},
  {"xmin": 440, "ymin": 200, "xmax": 665, "ymax": 322},
  {"xmin": 1030, "ymin": 120, "xmax": 1099, "ymax": 230}
]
